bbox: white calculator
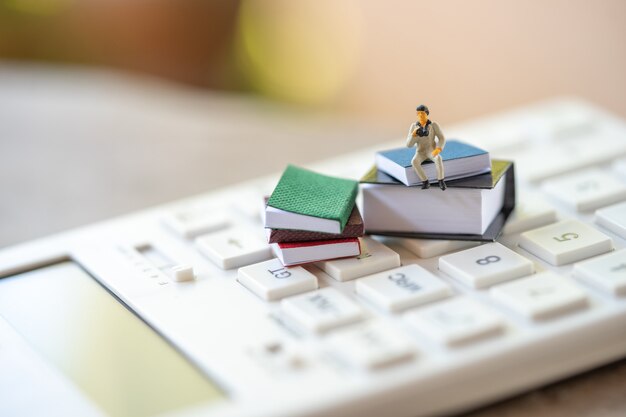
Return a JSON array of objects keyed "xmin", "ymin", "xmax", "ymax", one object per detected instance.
[{"xmin": 1, "ymin": 98, "xmax": 625, "ymax": 417}]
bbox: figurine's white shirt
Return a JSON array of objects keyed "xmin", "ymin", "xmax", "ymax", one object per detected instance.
[{"xmin": 405, "ymin": 121, "xmax": 446, "ymax": 156}]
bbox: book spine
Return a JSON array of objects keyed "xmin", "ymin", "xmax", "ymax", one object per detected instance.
[
  {"xmin": 268, "ymin": 223, "xmax": 364, "ymax": 243},
  {"xmin": 338, "ymin": 186, "xmax": 358, "ymax": 231}
]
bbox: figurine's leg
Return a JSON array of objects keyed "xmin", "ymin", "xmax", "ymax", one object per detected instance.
[
  {"xmin": 411, "ymin": 154, "xmax": 429, "ymax": 182},
  {"xmin": 432, "ymin": 155, "xmax": 447, "ymax": 190},
  {"xmin": 411, "ymin": 154, "xmax": 430, "ymax": 189},
  {"xmin": 433, "ymin": 155, "xmax": 445, "ymax": 180}
]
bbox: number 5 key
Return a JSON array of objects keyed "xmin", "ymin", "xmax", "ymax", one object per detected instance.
[{"xmin": 519, "ymin": 220, "xmax": 613, "ymax": 266}]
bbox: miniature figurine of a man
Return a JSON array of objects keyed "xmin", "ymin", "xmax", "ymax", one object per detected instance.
[{"xmin": 406, "ymin": 104, "xmax": 447, "ymax": 190}]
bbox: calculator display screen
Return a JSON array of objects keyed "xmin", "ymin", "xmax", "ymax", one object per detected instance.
[{"xmin": 0, "ymin": 261, "xmax": 224, "ymax": 417}]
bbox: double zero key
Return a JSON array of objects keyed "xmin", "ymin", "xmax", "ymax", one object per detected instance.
[{"xmin": 356, "ymin": 265, "xmax": 451, "ymax": 312}]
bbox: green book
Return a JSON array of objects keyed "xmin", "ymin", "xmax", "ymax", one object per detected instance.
[{"xmin": 266, "ymin": 165, "xmax": 358, "ymax": 234}]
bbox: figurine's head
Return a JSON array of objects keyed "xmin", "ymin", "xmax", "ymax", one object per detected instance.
[{"xmin": 415, "ymin": 104, "xmax": 429, "ymax": 125}]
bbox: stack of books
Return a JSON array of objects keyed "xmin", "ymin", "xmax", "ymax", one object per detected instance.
[
  {"xmin": 264, "ymin": 165, "xmax": 364, "ymax": 266},
  {"xmin": 361, "ymin": 140, "xmax": 516, "ymax": 241}
]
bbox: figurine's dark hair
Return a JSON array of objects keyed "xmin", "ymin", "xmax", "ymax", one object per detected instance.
[{"xmin": 416, "ymin": 104, "xmax": 429, "ymax": 115}]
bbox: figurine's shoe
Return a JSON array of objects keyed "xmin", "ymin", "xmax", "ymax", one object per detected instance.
[
  {"xmin": 421, "ymin": 181, "xmax": 430, "ymax": 190},
  {"xmin": 438, "ymin": 179, "xmax": 447, "ymax": 190}
]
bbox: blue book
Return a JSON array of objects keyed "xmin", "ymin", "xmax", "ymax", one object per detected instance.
[{"xmin": 375, "ymin": 140, "xmax": 491, "ymax": 186}]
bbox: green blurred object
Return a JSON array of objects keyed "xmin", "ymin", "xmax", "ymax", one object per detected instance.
[
  {"xmin": 2, "ymin": 0, "xmax": 71, "ymax": 16},
  {"xmin": 235, "ymin": 0, "xmax": 363, "ymax": 105}
]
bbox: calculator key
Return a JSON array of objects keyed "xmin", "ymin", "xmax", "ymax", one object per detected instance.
[
  {"xmin": 454, "ymin": 121, "xmax": 528, "ymax": 152},
  {"xmin": 281, "ymin": 287, "xmax": 364, "ymax": 333},
  {"xmin": 503, "ymin": 135, "xmax": 626, "ymax": 183},
  {"xmin": 490, "ymin": 272, "xmax": 589, "ymax": 320},
  {"xmin": 573, "ymin": 249, "xmax": 626, "ymax": 296},
  {"xmin": 396, "ymin": 237, "xmax": 478, "ymax": 258},
  {"xmin": 162, "ymin": 208, "xmax": 230, "ymax": 238},
  {"xmin": 231, "ymin": 201, "xmax": 262, "ymax": 223},
  {"xmin": 315, "ymin": 237, "xmax": 401, "ymax": 282},
  {"xmin": 542, "ymin": 169, "xmax": 626, "ymax": 212},
  {"xmin": 543, "ymin": 103, "xmax": 596, "ymax": 140},
  {"xmin": 326, "ymin": 320, "xmax": 416, "ymax": 370},
  {"xmin": 518, "ymin": 220, "xmax": 613, "ymax": 266},
  {"xmin": 356, "ymin": 265, "xmax": 451, "ymax": 312},
  {"xmin": 595, "ymin": 201, "xmax": 626, "ymax": 239},
  {"xmin": 237, "ymin": 258, "xmax": 318, "ymax": 301},
  {"xmin": 405, "ymin": 297, "xmax": 504, "ymax": 346},
  {"xmin": 230, "ymin": 190, "xmax": 264, "ymax": 222},
  {"xmin": 439, "ymin": 243, "xmax": 534, "ymax": 289},
  {"xmin": 613, "ymin": 158, "xmax": 626, "ymax": 178},
  {"xmin": 502, "ymin": 195, "xmax": 557, "ymax": 235},
  {"xmin": 171, "ymin": 265, "xmax": 195, "ymax": 282},
  {"xmin": 196, "ymin": 227, "xmax": 272, "ymax": 269}
]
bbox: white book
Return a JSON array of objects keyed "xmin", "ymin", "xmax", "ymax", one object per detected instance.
[
  {"xmin": 272, "ymin": 238, "xmax": 361, "ymax": 266},
  {"xmin": 265, "ymin": 206, "xmax": 341, "ymax": 234},
  {"xmin": 376, "ymin": 140, "xmax": 491, "ymax": 186},
  {"xmin": 361, "ymin": 172, "xmax": 508, "ymax": 235}
]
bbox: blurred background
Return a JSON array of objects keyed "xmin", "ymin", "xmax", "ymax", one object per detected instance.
[{"xmin": 1, "ymin": 0, "xmax": 626, "ymax": 246}]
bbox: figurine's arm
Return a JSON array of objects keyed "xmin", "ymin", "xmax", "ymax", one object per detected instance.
[
  {"xmin": 406, "ymin": 123, "xmax": 417, "ymax": 147},
  {"xmin": 431, "ymin": 122, "xmax": 446, "ymax": 156}
]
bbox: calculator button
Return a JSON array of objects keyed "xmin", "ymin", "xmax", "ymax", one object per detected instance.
[
  {"xmin": 171, "ymin": 265, "xmax": 195, "ymax": 282},
  {"xmin": 457, "ymin": 122, "xmax": 528, "ymax": 152},
  {"xmin": 490, "ymin": 272, "xmax": 589, "ymax": 320},
  {"xmin": 281, "ymin": 287, "xmax": 364, "ymax": 333},
  {"xmin": 542, "ymin": 169, "xmax": 626, "ymax": 212},
  {"xmin": 162, "ymin": 208, "xmax": 230, "ymax": 238},
  {"xmin": 503, "ymin": 136, "xmax": 626, "ymax": 183},
  {"xmin": 230, "ymin": 190, "xmax": 264, "ymax": 222},
  {"xmin": 195, "ymin": 227, "xmax": 272, "ymax": 269},
  {"xmin": 315, "ymin": 237, "xmax": 401, "ymax": 282},
  {"xmin": 573, "ymin": 249, "xmax": 626, "ymax": 296},
  {"xmin": 355, "ymin": 265, "xmax": 451, "ymax": 312},
  {"xmin": 326, "ymin": 320, "xmax": 416, "ymax": 370},
  {"xmin": 439, "ymin": 243, "xmax": 534, "ymax": 289},
  {"xmin": 518, "ymin": 220, "xmax": 613, "ymax": 266},
  {"xmin": 396, "ymin": 238, "xmax": 478, "ymax": 258},
  {"xmin": 237, "ymin": 258, "xmax": 318, "ymax": 301},
  {"xmin": 491, "ymin": 142, "xmax": 569, "ymax": 183},
  {"xmin": 404, "ymin": 297, "xmax": 504, "ymax": 346},
  {"xmin": 502, "ymin": 195, "xmax": 557, "ymax": 235},
  {"xmin": 595, "ymin": 201, "xmax": 626, "ymax": 239},
  {"xmin": 543, "ymin": 103, "xmax": 596, "ymax": 139},
  {"xmin": 613, "ymin": 158, "xmax": 626, "ymax": 178}
]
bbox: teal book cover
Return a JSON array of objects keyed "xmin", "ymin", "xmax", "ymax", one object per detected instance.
[
  {"xmin": 268, "ymin": 165, "xmax": 358, "ymax": 231},
  {"xmin": 378, "ymin": 140, "xmax": 487, "ymax": 167}
]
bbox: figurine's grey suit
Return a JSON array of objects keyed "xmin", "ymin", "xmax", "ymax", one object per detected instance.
[{"xmin": 406, "ymin": 121, "xmax": 446, "ymax": 182}]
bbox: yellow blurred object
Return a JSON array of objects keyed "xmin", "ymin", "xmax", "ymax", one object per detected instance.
[
  {"xmin": 432, "ymin": 147, "xmax": 442, "ymax": 157},
  {"xmin": 235, "ymin": 0, "xmax": 363, "ymax": 105}
]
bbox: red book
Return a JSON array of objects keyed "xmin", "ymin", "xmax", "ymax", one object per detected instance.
[{"xmin": 272, "ymin": 238, "xmax": 361, "ymax": 266}]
